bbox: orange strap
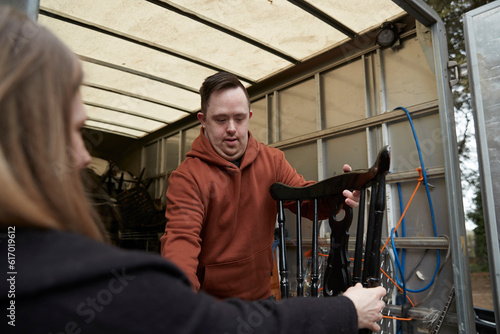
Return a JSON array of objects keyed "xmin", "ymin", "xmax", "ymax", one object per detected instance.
[
  {"xmin": 304, "ymin": 250, "xmax": 329, "ymax": 258},
  {"xmin": 380, "ymin": 168, "xmax": 424, "ymax": 253},
  {"xmin": 383, "ymin": 315, "xmax": 412, "ymax": 321}
]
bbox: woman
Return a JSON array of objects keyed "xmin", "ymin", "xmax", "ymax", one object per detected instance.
[{"xmin": 0, "ymin": 7, "xmax": 385, "ymax": 333}]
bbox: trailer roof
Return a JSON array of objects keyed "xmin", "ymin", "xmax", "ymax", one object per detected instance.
[{"xmin": 39, "ymin": 0, "xmax": 413, "ymax": 139}]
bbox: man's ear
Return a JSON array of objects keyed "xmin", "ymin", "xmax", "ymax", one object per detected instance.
[
  {"xmin": 197, "ymin": 112, "xmax": 206, "ymax": 127},
  {"xmin": 249, "ymin": 110, "xmax": 253, "ymax": 119}
]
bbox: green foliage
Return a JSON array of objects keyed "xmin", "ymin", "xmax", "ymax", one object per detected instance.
[
  {"xmin": 424, "ymin": 0, "xmax": 491, "ymax": 271},
  {"xmin": 425, "ymin": 0, "xmax": 491, "ymax": 161},
  {"xmin": 467, "ymin": 185, "xmax": 489, "ymax": 271}
]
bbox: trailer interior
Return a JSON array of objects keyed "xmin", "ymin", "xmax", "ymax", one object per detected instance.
[{"xmin": 8, "ymin": 0, "xmax": 499, "ymax": 332}]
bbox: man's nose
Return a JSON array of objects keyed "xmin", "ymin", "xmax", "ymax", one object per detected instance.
[{"xmin": 227, "ymin": 119, "xmax": 236, "ymax": 133}]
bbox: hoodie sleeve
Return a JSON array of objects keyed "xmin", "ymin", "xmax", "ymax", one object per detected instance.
[
  {"xmin": 123, "ymin": 267, "xmax": 359, "ymax": 334},
  {"xmin": 160, "ymin": 168, "xmax": 204, "ymax": 291}
]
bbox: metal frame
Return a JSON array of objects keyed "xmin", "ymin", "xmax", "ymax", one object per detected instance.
[
  {"xmin": 430, "ymin": 12, "xmax": 476, "ymax": 334},
  {"xmin": 393, "ymin": 1, "xmax": 475, "ymax": 332},
  {"xmin": 464, "ymin": 1, "xmax": 500, "ymax": 328}
]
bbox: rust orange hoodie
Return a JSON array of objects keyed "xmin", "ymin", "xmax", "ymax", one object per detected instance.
[{"xmin": 161, "ymin": 129, "xmax": 317, "ymax": 300}]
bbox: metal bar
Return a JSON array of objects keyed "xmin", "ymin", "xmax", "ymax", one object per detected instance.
[
  {"xmin": 277, "ymin": 200, "xmax": 289, "ymax": 299},
  {"xmin": 83, "ymin": 101, "xmax": 171, "ymax": 124},
  {"xmin": 78, "ymin": 55, "xmax": 199, "ymax": 94},
  {"xmin": 311, "ymin": 199, "xmax": 319, "ymax": 297},
  {"xmin": 146, "ymin": 0, "xmax": 299, "ymax": 65},
  {"xmin": 273, "ymin": 91, "xmax": 280, "ymax": 143},
  {"xmin": 430, "ymin": 10, "xmax": 476, "ymax": 333},
  {"xmin": 268, "ymin": 102, "xmax": 438, "ymax": 150},
  {"xmin": 291, "ymin": 236, "xmax": 450, "ymax": 250},
  {"xmin": 387, "ymin": 236, "xmax": 449, "ymax": 250},
  {"xmin": 386, "ymin": 166, "xmax": 445, "ymax": 184},
  {"xmin": 83, "ymin": 82, "xmax": 192, "ymax": 114},
  {"xmin": 352, "ymin": 187, "xmax": 366, "ymax": 284},
  {"xmin": 86, "ymin": 117, "xmax": 152, "ymax": 134},
  {"xmin": 296, "ymin": 200, "xmax": 304, "ymax": 297},
  {"xmin": 362, "ymin": 184, "xmax": 377, "ymax": 284},
  {"xmin": 287, "ymin": 0, "xmax": 357, "ymax": 38},
  {"xmin": 391, "ymin": 0, "xmax": 438, "ymax": 27},
  {"xmin": 38, "ymin": 9, "xmax": 254, "ymax": 84},
  {"xmin": 83, "ymin": 125, "xmax": 141, "ymax": 139}
]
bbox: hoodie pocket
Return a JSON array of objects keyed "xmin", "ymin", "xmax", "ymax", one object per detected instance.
[{"xmin": 202, "ymin": 243, "xmax": 272, "ymax": 300}]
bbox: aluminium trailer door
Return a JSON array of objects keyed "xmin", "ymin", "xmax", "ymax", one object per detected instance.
[{"xmin": 465, "ymin": 1, "xmax": 500, "ymax": 330}]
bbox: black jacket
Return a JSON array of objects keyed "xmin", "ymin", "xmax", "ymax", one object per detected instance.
[{"xmin": 1, "ymin": 228, "xmax": 357, "ymax": 333}]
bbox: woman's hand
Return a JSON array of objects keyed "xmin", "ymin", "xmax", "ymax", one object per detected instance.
[{"xmin": 343, "ymin": 283, "xmax": 386, "ymax": 332}]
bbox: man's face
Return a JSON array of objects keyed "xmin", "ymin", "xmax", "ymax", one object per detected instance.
[{"xmin": 197, "ymin": 86, "xmax": 252, "ymax": 161}]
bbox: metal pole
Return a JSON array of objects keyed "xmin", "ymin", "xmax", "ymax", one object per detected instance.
[
  {"xmin": 277, "ymin": 200, "xmax": 289, "ymax": 299},
  {"xmin": 296, "ymin": 200, "xmax": 304, "ymax": 297},
  {"xmin": 310, "ymin": 199, "xmax": 319, "ymax": 297}
]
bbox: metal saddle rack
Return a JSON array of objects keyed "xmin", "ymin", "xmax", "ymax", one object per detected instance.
[{"xmin": 270, "ymin": 145, "xmax": 391, "ymax": 300}]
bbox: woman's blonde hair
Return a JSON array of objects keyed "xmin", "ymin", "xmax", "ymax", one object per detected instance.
[{"xmin": 0, "ymin": 7, "xmax": 104, "ymax": 241}]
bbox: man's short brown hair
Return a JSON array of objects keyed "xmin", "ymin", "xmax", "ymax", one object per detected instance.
[{"xmin": 199, "ymin": 71, "xmax": 250, "ymax": 114}]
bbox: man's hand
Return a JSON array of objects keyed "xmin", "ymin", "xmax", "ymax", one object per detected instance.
[
  {"xmin": 343, "ymin": 283, "xmax": 386, "ymax": 331},
  {"xmin": 342, "ymin": 164, "xmax": 361, "ymax": 208}
]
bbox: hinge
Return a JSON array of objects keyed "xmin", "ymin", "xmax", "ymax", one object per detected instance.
[{"xmin": 448, "ymin": 61, "xmax": 468, "ymax": 87}]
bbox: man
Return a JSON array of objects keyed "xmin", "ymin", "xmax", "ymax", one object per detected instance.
[{"xmin": 161, "ymin": 72, "xmax": 359, "ymax": 300}]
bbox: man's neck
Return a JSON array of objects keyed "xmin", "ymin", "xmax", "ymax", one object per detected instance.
[{"xmin": 230, "ymin": 156, "xmax": 242, "ymax": 168}]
